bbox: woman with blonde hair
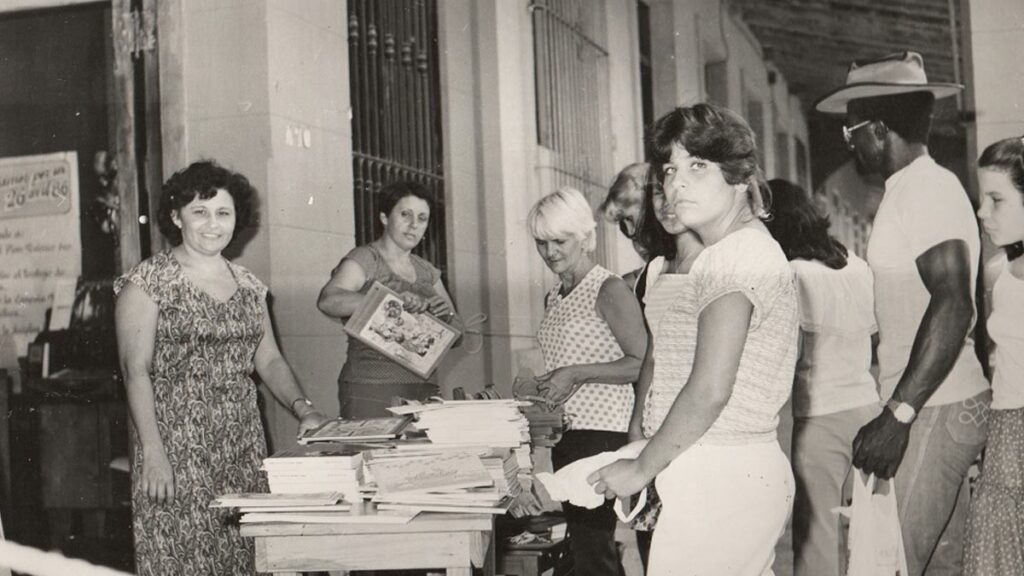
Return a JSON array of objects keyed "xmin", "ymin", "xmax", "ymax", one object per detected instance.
[{"xmin": 525, "ymin": 187, "xmax": 647, "ymax": 575}]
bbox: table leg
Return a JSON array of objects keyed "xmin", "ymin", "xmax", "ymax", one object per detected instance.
[{"xmin": 484, "ymin": 530, "xmax": 495, "ymax": 576}]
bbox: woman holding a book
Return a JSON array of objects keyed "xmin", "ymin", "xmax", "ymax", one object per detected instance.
[
  {"xmin": 526, "ymin": 187, "xmax": 647, "ymax": 575},
  {"xmin": 115, "ymin": 161, "xmax": 329, "ymax": 576},
  {"xmin": 318, "ymin": 181, "xmax": 463, "ymax": 418}
]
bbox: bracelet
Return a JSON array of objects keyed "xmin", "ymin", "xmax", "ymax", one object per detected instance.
[{"xmin": 290, "ymin": 396, "xmax": 314, "ymax": 416}]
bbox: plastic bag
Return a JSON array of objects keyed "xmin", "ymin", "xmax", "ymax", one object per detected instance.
[{"xmin": 835, "ymin": 471, "xmax": 909, "ymax": 576}]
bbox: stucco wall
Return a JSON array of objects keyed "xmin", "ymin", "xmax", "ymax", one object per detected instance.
[{"xmin": 971, "ymin": 0, "xmax": 1024, "ymax": 150}]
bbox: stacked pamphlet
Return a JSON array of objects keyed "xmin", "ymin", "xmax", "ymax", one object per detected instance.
[
  {"xmin": 389, "ymin": 400, "xmax": 531, "ymax": 447},
  {"xmin": 262, "ymin": 442, "xmax": 369, "ymax": 501},
  {"xmin": 298, "ymin": 416, "xmax": 412, "ymax": 445},
  {"xmin": 210, "ymin": 492, "xmax": 416, "ymax": 524},
  {"xmin": 365, "ymin": 446, "xmax": 522, "ymax": 515}
]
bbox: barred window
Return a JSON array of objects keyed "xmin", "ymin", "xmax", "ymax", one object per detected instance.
[
  {"xmin": 531, "ymin": 0, "xmax": 613, "ymax": 263},
  {"xmin": 348, "ymin": 0, "xmax": 447, "ymax": 275}
]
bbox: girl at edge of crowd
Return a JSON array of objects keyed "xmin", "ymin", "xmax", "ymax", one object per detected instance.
[
  {"xmin": 590, "ymin": 103, "xmax": 799, "ymax": 576},
  {"xmin": 963, "ymin": 136, "xmax": 1024, "ymax": 576}
]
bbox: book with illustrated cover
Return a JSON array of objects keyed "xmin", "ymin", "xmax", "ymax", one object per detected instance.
[
  {"xmin": 344, "ymin": 281, "xmax": 460, "ymax": 379},
  {"xmin": 264, "ymin": 442, "xmax": 375, "ymax": 467},
  {"xmin": 366, "ymin": 451, "xmax": 494, "ymax": 497},
  {"xmin": 298, "ymin": 416, "xmax": 412, "ymax": 445}
]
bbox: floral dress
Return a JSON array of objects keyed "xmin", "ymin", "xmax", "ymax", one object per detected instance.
[{"xmin": 115, "ymin": 251, "xmax": 269, "ymax": 576}]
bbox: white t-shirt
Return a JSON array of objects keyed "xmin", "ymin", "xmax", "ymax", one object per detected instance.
[
  {"xmin": 866, "ymin": 155, "xmax": 988, "ymax": 407},
  {"xmin": 643, "ymin": 228, "xmax": 798, "ymax": 444},
  {"xmin": 987, "ymin": 254, "xmax": 1024, "ymax": 409},
  {"xmin": 791, "ymin": 254, "xmax": 880, "ymax": 417}
]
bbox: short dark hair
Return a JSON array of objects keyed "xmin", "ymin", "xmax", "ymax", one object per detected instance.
[
  {"xmin": 765, "ymin": 179, "xmax": 848, "ymax": 269},
  {"xmin": 157, "ymin": 160, "xmax": 256, "ymax": 246},
  {"xmin": 633, "ymin": 179, "xmax": 677, "ymax": 260},
  {"xmin": 848, "ymin": 91, "xmax": 935, "ymax": 145},
  {"xmin": 378, "ymin": 181, "xmax": 434, "ymax": 218},
  {"xmin": 979, "ymin": 136, "xmax": 1024, "ymax": 196},
  {"xmin": 647, "ymin": 103, "xmax": 770, "ymax": 219}
]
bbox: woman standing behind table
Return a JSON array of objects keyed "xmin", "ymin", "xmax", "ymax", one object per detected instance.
[
  {"xmin": 526, "ymin": 187, "xmax": 646, "ymax": 576},
  {"xmin": 590, "ymin": 103, "xmax": 799, "ymax": 575},
  {"xmin": 765, "ymin": 179, "xmax": 880, "ymax": 576},
  {"xmin": 115, "ymin": 161, "xmax": 328, "ymax": 575},
  {"xmin": 964, "ymin": 137, "xmax": 1024, "ymax": 575},
  {"xmin": 317, "ymin": 181, "xmax": 462, "ymax": 418}
]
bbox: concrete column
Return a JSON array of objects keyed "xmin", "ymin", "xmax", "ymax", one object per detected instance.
[
  {"xmin": 970, "ymin": 0, "xmax": 1024, "ymax": 149},
  {"xmin": 159, "ymin": 0, "xmax": 351, "ymax": 450}
]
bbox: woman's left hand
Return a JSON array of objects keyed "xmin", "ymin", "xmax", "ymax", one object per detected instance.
[
  {"xmin": 298, "ymin": 410, "xmax": 330, "ymax": 436},
  {"xmin": 536, "ymin": 367, "xmax": 580, "ymax": 406},
  {"xmin": 425, "ymin": 295, "xmax": 454, "ymax": 320},
  {"xmin": 587, "ymin": 458, "xmax": 650, "ymax": 500}
]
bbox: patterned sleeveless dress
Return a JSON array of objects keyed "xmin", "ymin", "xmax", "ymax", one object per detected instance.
[{"xmin": 115, "ymin": 251, "xmax": 269, "ymax": 576}]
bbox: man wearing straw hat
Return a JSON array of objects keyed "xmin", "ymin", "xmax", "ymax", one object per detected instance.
[{"xmin": 815, "ymin": 51, "xmax": 990, "ymax": 575}]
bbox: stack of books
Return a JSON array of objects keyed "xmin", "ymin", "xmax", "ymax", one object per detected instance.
[
  {"xmin": 262, "ymin": 442, "xmax": 368, "ymax": 502},
  {"xmin": 390, "ymin": 400, "xmax": 531, "ymax": 447},
  {"xmin": 365, "ymin": 446, "xmax": 522, "ymax": 515},
  {"xmin": 521, "ymin": 405, "xmax": 565, "ymax": 448},
  {"xmin": 210, "ymin": 492, "xmax": 416, "ymax": 524}
]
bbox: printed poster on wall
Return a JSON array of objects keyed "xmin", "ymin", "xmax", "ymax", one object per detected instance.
[{"xmin": 0, "ymin": 152, "xmax": 82, "ymax": 365}]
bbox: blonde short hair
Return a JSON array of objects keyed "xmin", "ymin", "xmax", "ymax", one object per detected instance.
[{"xmin": 527, "ymin": 187, "xmax": 597, "ymax": 253}]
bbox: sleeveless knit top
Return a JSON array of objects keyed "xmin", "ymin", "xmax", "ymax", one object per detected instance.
[
  {"xmin": 644, "ymin": 228, "xmax": 799, "ymax": 445},
  {"xmin": 536, "ymin": 265, "xmax": 635, "ymax": 432},
  {"xmin": 639, "ymin": 257, "xmax": 696, "ymax": 438}
]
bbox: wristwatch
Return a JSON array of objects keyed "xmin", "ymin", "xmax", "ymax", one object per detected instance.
[
  {"xmin": 885, "ymin": 399, "xmax": 917, "ymax": 424},
  {"xmin": 290, "ymin": 396, "xmax": 315, "ymax": 417}
]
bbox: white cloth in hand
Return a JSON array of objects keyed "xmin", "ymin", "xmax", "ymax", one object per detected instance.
[{"xmin": 535, "ymin": 440, "xmax": 647, "ymax": 521}]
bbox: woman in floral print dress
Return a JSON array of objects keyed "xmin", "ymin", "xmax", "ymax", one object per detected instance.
[{"xmin": 115, "ymin": 161, "xmax": 327, "ymax": 575}]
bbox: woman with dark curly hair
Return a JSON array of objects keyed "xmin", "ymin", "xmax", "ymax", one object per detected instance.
[
  {"xmin": 765, "ymin": 179, "xmax": 879, "ymax": 576},
  {"xmin": 591, "ymin": 103, "xmax": 798, "ymax": 575},
  {"xmin": 115, "ymin": 160, "xmax": 328, "ymax": 575}
]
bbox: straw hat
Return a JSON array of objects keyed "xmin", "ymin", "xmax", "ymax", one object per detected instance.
[{"xmin": 814, "ymin": 51, "xmax": 962, "ymax": 115}]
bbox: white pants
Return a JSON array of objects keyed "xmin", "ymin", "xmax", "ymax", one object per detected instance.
[{"xmin": 649, "ymin": 440, "xmax": 794, "ymax": 576}]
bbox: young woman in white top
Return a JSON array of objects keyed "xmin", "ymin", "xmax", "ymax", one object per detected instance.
[
  {"xmin": 964, "ymin": 136, "xmax": 1024, "ymax": 576},
  {"xmin": 590, "ymin": 103, "xmax": 799, "ymax": 575},
  {"xmin": 625, "ymin": 164, "xmax": 705, "ymax": 571},
  {"xmin": 765, "ymin": 179, "xmax": 880, "ymax": 576}
]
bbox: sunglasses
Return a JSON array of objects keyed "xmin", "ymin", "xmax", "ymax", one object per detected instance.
[{"xmin": 842, "ymin": 119, "xmax": 873, "ymax": 148}]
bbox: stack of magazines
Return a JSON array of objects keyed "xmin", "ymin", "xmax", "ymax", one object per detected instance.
[
  {"xmin": 364, "ymin": 446, "xmax": 522, "ymax": 515},
  {"xmin": 298, "ymin": 415, "xmax": 412, "ymax": 445},
  {"xmin": 210, "ymin": 492, "xmax": 417, "ymax": 524},
  {"xmin": 262, "ymin": 442, "xmax": 368, "ymax": 501},
  {"xmin": 389, "ymin": 400, "xmax": 531, "ymax": 447}
]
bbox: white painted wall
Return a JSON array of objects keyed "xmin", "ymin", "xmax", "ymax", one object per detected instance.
[{"xmin": 970, "ymin": 0, "xmax": 1024, "ymax": 150}]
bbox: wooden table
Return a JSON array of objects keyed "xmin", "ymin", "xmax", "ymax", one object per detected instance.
[{"xmin": 240, "ymin": 512, "xmax": 495, "ymax": 575}]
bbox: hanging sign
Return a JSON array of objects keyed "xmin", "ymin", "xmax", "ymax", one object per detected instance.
[{"xmin": 0, "ymin": 152, "xmax": 82, "ymax": 364}]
